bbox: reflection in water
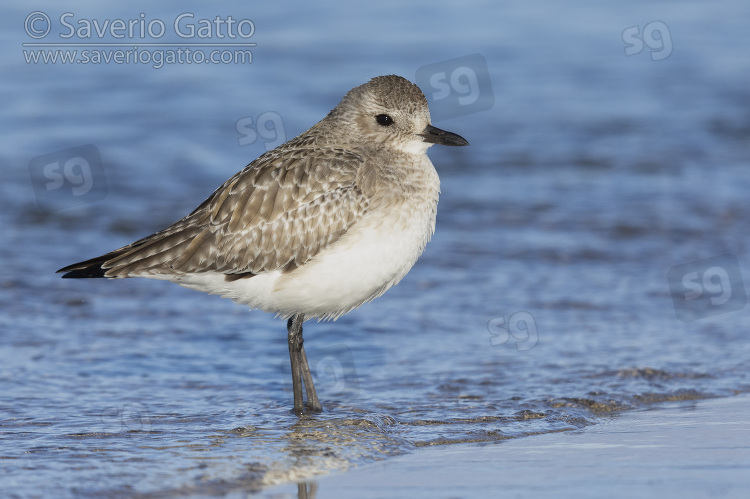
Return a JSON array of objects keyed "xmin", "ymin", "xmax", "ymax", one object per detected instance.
[
  {"xmin": 2, "ymin": 0, "xmax": 750, "ymax": 496},
  {"xmin": 298, "ymin": 481, "xmax": 318, "ymax": 499}
]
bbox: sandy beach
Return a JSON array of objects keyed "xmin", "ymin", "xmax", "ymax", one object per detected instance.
[
  {"xmin": 5, "ymin": 2, "xmax": 750, "ymax": 497},
  {"xmin": 264, "ymin": 394, "xmax": 750, "ymax": 498}
]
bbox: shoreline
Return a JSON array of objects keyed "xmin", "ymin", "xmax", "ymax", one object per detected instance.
[{"xmin": 263, "ymin": 393, "xmax": 750, "ymax": 498}]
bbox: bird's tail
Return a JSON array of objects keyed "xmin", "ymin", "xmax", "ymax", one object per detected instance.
[{"xmin": 57, "ymin": 248, "xmax": 130, "ymax": 278}]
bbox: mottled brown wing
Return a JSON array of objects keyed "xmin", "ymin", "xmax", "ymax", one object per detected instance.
[{"xmin": 63, "ymin": 145, "xmax": 369, "ymax": 278}]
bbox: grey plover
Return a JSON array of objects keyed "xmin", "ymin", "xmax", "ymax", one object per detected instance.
[{"xmin": 58, "ymin": 75, "xmax": 469, "ymax": 414}]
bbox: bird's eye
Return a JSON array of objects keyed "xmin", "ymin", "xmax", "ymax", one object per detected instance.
[{"xmin": 375, "ymin": 114, "xmax": 394, "ymax": 126}]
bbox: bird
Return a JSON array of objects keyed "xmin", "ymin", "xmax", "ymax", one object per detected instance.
[{"xmin": 58, "ymin": 75, "xmax": 469, "ymax": 415}]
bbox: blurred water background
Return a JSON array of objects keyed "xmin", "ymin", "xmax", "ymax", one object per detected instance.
[{"xmin": 1, "ymin": 0, "xmax": 749, "ymax": 496}]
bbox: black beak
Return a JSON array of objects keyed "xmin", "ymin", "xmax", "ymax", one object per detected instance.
[{"xmin": 420, "ymin": 124, "xmax": 469, "ymax": 147}]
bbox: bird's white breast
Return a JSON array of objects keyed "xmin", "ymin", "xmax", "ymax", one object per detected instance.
[{"xmin": 172, "ymin": 155, "xmax": 440, "ymax": 320}]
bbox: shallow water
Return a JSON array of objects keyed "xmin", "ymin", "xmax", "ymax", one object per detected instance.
[
  {"xmin": 2, "ymin": 0, "xmax": 750, "ymax": 496},
  {"xmin": 275, "ymin": 395, "xmax": 750, "ymax": 498}
]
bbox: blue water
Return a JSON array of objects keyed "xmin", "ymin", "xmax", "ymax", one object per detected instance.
[{"xmin": 2, "ymin": 0, "xmax": 750, "ymax": 496}]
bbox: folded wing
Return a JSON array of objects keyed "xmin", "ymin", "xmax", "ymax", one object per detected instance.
[{"xmin": 58, "ymin": 145, "xmax": 369, "ymax": 279}]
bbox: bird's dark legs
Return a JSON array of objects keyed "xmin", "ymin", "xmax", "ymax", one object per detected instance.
[
  {"xmin": 287, "ymin": 314, "xmax": 322, "ymax": 414},
  {"xmin": 299, "ymin": 343, "xmax": 321, "ymax": 411},
  {"xmin": 287, "ymin": 315, "xmax": 304, "ymax": 413}
]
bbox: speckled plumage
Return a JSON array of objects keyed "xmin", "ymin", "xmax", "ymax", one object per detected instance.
[
  {"xmin": 59, "ymin": 75, "xmax": 468, "ymax": 414},
  {"xmin": 59, "ymin": 75, "xmax": 468, "ymax": 321}
]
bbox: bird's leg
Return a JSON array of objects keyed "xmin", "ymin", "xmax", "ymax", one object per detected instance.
[
  {"xmin": 287, "ymin": 315, "xmax": 305, "ymax": 414},
  {"xmin": 287, "ymin": 314, "xmax": 322, "ymax": 414},
  {"xmin": 299, "ymin": 342, "xmax": 322, "ymax": 412}
]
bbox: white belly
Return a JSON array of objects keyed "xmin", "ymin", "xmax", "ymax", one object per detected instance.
[{"xmin": 171, "ymin": 198, "xmax": 437, "ymax": 320}]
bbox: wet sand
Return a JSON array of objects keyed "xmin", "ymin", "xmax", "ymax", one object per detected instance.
[{"xmin": 264, "ymin": 394, "xmax": 750, "ymax": 498}]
